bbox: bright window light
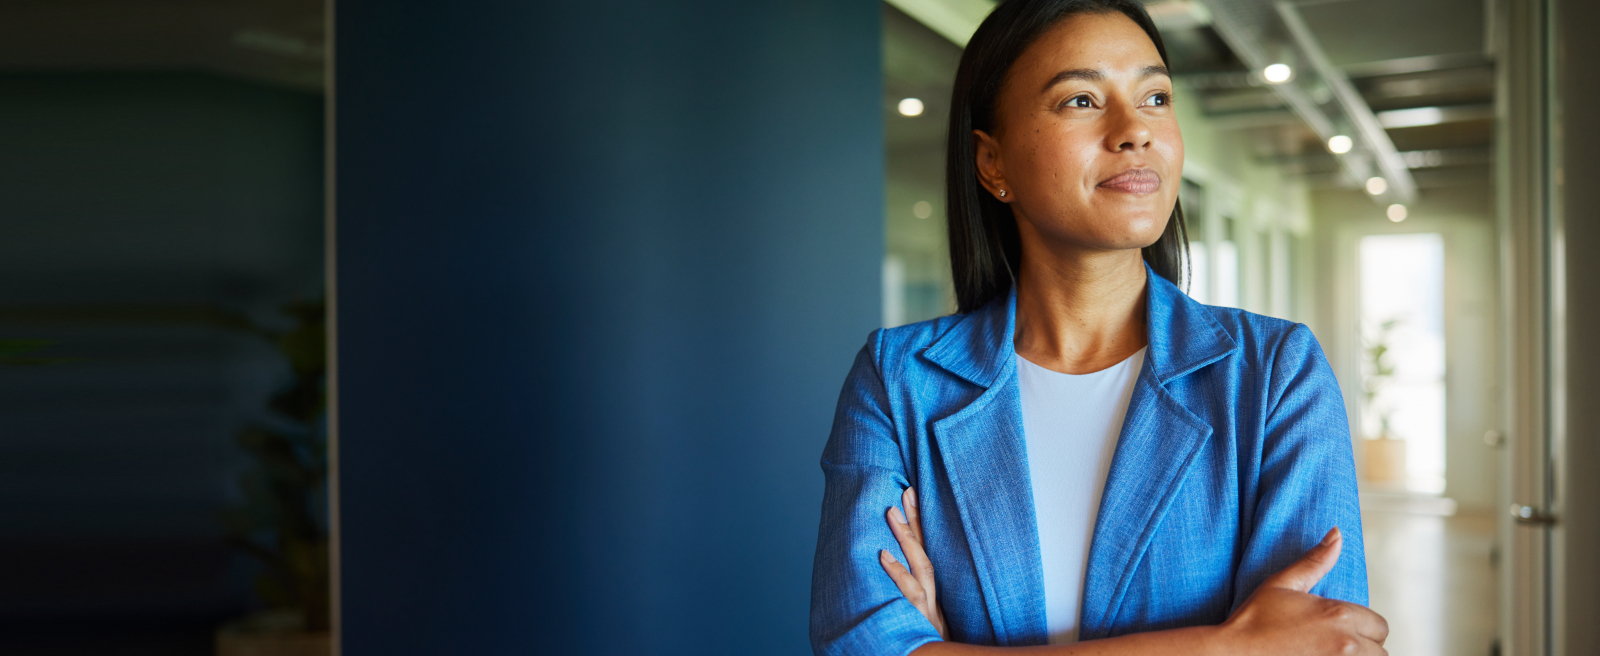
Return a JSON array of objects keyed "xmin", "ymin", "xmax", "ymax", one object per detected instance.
[
  {"xmin": 898, "ymin": 98, "xmax": 924, "ymax": 117},
  {"xmin": 1328, "ymin": 135, "xmax": 1353, "ymax": 154},
  {"xmin": 1187, "ymin": 242, "xmax": 1210, "ymax": 304},
  {"xmin": 1387, "ymin": 204, "xmax": 1408, "ymax": 222},
  {"xmin": 1263, "ymin": 63, "xmax": 1293, "ymax": 83},
  {"xmin": 1366, "ymin": 177, "xmax": 1389, "ymax": 195},
  {"xmin": 1359, "ymin": 233, "xmax": 1446, "ymax": 492},
  {"xmin": 1215, "ymin": 239, "xmax": 1239, "ymax": 308}
]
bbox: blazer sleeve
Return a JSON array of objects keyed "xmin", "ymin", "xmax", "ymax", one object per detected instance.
[
  {"xmin": 809, "ymin": 334, "xmax": 944, "ymax": 656},
  {"xmin": 1231, "ymin": 323, "xmax": 1369, "ymax": 610}
]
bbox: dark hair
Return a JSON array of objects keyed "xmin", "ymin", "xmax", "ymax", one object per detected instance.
[{"xmin": 946, "ymin": 0, "xmax": 1188, "ymax": 313}]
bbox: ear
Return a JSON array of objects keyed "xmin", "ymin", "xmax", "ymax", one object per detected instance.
[{"xmin": 972, "ymin": 129, "xmax": 1012, "ymax": 203}]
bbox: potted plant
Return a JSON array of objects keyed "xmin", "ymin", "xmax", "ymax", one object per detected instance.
[
  {"xmin": 216, "ymin": 300, "xmax": 331, "ymax": 656},
  {"xmin": 1360, "ymin": 318, "xmax": 1406, "ymax": 485}
]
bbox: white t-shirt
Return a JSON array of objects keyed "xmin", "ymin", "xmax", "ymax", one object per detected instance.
[{"xmin": 1017, "ymin": 347, "xmax": 1145, "ymax": 644}]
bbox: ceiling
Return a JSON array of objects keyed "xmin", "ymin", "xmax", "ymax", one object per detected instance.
[
  {"xmin": 5, "ymin": 0, "xmax": 1493, "ymax": 189},
  {"xmin": 1152, "ymin": 0, "xmax": 1493, "ymax": 190},
  {"xmin": 887, "ymin": 0, "xmax": 1494, "ymax": 194}
]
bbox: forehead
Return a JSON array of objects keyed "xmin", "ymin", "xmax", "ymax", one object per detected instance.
[{"xmin": 1010, "ymin": 11, "xmax": 1163, "ymax": 80}]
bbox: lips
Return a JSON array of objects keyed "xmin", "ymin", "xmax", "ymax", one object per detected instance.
[{"xmin": 1098, "ymin": 168, "xmax": 1161, "ymax": 194}]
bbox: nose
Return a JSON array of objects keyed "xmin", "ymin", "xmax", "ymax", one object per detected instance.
[{"xmin": 1103, "ymin": 99, "xmax": 1152, "ymax": 152}]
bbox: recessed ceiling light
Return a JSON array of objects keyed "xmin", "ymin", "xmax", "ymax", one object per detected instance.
[
  {"xmin": 1327, "ymin": 135, "xmax": 1353, "ymax": 154},
  {"xmin": 898, "ymin": 98, "xmax": 924, "ymax": 117},
  {"xmin": 1263, "ymin": 63, "xmax": 1292, "ymax": 83},
  {"xmin": 1366, "ymin": 177, "xmax": 1388, "ymax": 195},
  {"xmin": 1387, "ymin": 204, "xmax": 1408, "ymax": 222}
]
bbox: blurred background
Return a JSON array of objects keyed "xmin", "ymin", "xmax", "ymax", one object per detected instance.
[
  {"xmin": 0, "ymin": 0, "xmax": 327, "ymax": 653},
  {"xmin": 0, "ymin": 0, "xmax": 1595, "ymax": 655}
]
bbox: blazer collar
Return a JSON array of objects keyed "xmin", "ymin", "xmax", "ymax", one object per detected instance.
[
  {"xmin": 924, "ymin": 264, "xmax": 1241, "ymax": 642},
  {"xmin": 922, "ymin": 263, "xmax": 1237, "ymax": 387}
]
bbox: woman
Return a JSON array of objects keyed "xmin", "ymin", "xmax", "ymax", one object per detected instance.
[{"xmin": 809, "ymin": 1, "xmax": 1387, "ymax": 654}]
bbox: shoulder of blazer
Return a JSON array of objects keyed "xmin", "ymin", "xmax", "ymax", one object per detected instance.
[
  {"xmin": 872, "ymin": 305, "xmax": 997, "ymax": 386},
  {"xmin": 1195, "ymin": 303, "xmax": 1324, "ymax": 373}
]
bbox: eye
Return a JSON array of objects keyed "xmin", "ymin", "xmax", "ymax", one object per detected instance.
[
  {"xmin": 1145, "ymin": 92, "xmax": 1173, "ymax": 106},
  {"xmin": 1062, "ymin": 94, "xmax": 1094, "ymax": 109}
]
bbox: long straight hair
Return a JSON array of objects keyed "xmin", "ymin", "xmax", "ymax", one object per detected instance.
[{"xmin": 946, "ymin": 0, "xmax": 1189, "ymax": 313}]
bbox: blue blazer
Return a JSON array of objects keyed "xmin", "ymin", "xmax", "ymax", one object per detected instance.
[{"xmin": 809, "ymin": 266, "xmax": 1366, "ymax": 656}]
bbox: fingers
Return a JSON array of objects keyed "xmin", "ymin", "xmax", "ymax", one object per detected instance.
[
  {"xmin": 886, "ymin": 496, "xmax": 938, "ymax": 603},
  {"xmin": 878, "ymin": 549, "xmax": 926, "ymax": 602},
  {"xmin": 1262, "ymin": 527, "xmax": 1343, "ymax": 593},
  {"xmin": 1328, "ymin": 604, "xmax": 1389, "ymax": 655},
  {"xmin": 1344, "ymin": 602, "xmax": 1390, "ymax": 646},
  {"xmin": 901, "ymin": 488, "xmax": 937, "ymax": 600},
  {"xmin": 883, "ymin": 490, "xmax": 950, "ymax": 642},
  {"xmin": 902, "ymin": 487, "xmax": 924, "ymax": 543}
]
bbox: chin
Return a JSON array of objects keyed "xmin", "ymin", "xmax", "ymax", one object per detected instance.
[
  {"xmin": 1108, "ymin": 216, "xmax": 1170, "ymax": 246},
  {"xmin": 1079, "ymin": 230, "xmax": 1166, "ymax": 253}
]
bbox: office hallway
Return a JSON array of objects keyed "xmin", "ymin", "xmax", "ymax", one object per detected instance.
[{"xmin": 1363, "ymin": 505, "xmax": 1498, "ymax": 656}]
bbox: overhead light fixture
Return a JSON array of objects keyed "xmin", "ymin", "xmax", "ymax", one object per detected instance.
[
  {"xmin": 1263, "ymin": 63, "xmax": 1293, "ymax": 83},
  {"xmin": 1387, "ymin": 204, "xmax": 1408, "ymax": 222},
  {"xmin": 898, "ymin": 98, "xmax": 924, "ymax": 117},
  {"xmin": 1376, "ymin": 106, "xmax": 1448, "ymax": 129},
  {"xmin": 1327, "ymin": 135, "xmax": 1353, "ymax": 154},
  {"xmin": 1366, "ymin": 177, "xmax": 1388, "ymax": 195}
]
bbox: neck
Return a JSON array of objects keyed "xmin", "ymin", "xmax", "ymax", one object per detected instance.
[{"xmin": 1012, "ymin": 245, "xmax": 1149, "ymax": 375}]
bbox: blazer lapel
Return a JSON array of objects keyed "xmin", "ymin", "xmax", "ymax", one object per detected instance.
[
  {"xmin": 922, "ymin": 268, "xmax": 1237, "ymax": 643},
  {"xmin": 924, "ymin": 289, "xmax": 1048, "ymax": 645},
  {"xmin": 1075, "ymin": 366, "xmax": 1213, "ymax": 637},
  {"xmin": 1078, "ymin": 267, "xmax": 1238, "ymax": 638}
]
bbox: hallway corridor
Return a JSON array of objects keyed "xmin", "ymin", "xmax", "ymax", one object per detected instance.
[{"xmin": 1363, "ymin": 505, "xmax": 1498, "ymax": 656}]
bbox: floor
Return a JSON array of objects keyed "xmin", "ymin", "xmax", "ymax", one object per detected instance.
[
  {"xmin": 0, "ymin": 539, "xmax": 240, "ymax": 655},
  {"xmin": 1362, "ymin": 502, "xmax": 1498, "ymax": 656}
]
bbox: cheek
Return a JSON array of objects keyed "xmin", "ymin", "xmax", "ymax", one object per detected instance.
[
  {"xmin": 1152, "ymin": 126, "xmax": 1182, "ymax": 170},
  {"xmin": 1018, "ymin": 127, "xmax": 1099, "ymax": 185},
  {"xmin": 1153, "ymin": 139, "xmax": 1179, "ymax": 170},
  {"xmin": 1041, "ymin": 141, "xmax": 1104, "ymax": 200}
]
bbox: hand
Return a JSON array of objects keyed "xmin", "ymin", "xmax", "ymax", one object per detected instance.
[
  {"xmin": 879, "ymin": 486, "xmax": 949, "ymax": 640},
  {"xmin": 1216, "ymin": 528, "xmax": 1389, "ymax": 655}
]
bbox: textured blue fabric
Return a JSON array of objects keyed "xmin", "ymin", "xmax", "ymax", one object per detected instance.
[{"xmin": 808, "ymin": 265, "xmax": 1367, "ymax": 655}]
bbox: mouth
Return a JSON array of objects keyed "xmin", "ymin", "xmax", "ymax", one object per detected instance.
[{"xmin": 1098, "ymin": 168, "xmax": 1161, "ymax": 194}]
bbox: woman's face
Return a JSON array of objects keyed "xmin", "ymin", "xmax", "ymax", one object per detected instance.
[{"xmin": 975, "ymin": 11, "xmax": 1182, "ymax": 255}]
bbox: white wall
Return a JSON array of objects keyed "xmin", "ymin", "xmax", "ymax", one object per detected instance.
[
  {"xmin": 1312, "ymin": 184, "xmax": 1500, "ymax": 511},
  {"xmin": 1175, "ymin": 79, "xmax": 1314, "ymax": 324}
]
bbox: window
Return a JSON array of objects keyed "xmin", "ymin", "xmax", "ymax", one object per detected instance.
[
  {"xmin": 1358, "ymin": 233, "xmax": 1446, "ymax": 493},
  {"xmin": 1215, "ymin": 216, "xmax": 1240, "ymax": 308},
  {"xmin": 1181, "ymin": 179, "xmax": 1209, "ymax": 303}
]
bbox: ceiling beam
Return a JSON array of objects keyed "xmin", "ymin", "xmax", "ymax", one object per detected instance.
[
  {"xmin": 1268, "ymin": 146, "xmax": 1492, "ymax": 174},
  {"xmin": 1376, "ymin": 104, "xmax": 1495, "ymax": 129},
  {"xmin": 1194, "ymin": 0, "xmax": 1419, "ymax": 203},
  {"xmin": 1203, "ymin": 109, "xmax": 1302, "ymax": 130},
  {"xmin": 883, "ymin": 0, "xmax": 995, "ymax": 47},
  {"xmin": 1274, "ymin": 1, "xmax": 1417, "ymax": 202},
  {"xmin": 1341, "ymin": 52, "xmax": 1492, "ymax": 79}
]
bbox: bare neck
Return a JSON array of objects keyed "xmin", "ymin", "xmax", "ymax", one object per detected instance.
[{"xmin": 1013, "ymin": 247, "xmax": 1149, "ymax": 375}]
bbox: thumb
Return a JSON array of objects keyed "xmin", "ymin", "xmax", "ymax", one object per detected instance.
[{"xmin": 1261, "ymin": 527, "xmax": 1343, "ymax": 593}]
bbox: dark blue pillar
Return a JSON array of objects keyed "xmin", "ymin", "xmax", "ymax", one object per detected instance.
[{"xmin": 334, "ymin": 2, "xmax": 881, "ymax": 654}]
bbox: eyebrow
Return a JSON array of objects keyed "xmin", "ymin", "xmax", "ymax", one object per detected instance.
[{"xmin": 1041, "ymin": 65, "xmax": 1171, "ymax": 92}]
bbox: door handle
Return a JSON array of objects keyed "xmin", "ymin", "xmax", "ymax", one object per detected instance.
[{"xmin": 1511, "ymin": 504, "xmax": 1558, "ymax": 526}]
